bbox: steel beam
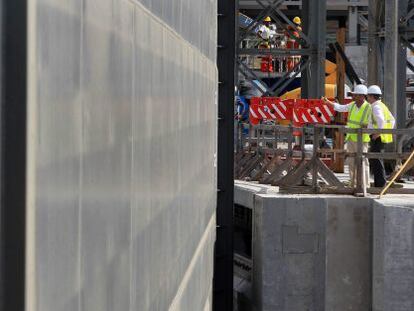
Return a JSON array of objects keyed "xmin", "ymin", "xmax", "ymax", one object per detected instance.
[
  {"xmin": 237, "ymin": 0, "xmax": 315, "ymax": 98},
  {"xmin": 238, "ymin": 47, "xmax": 313, "ymax": 56},
  {"xmin": 269, "ymin": 57, "xmax": 307, "ymax": 93},
  {"xmin": 274, "ymin": 58, "xmax": 310, "ymax": 95},
  {"xmin": 238, "ymin": 0, "xmax": 369, "ymax": 10},
  {"xmin": 384, "ymin": 0, "xmax": 409, "ymax": 128},
  {"xmin": 237, "ymin": 0, "xmax": 285, "ymax": 44},
  {"xmin": 368, "ymin": 0, "xmax": 383, "ymax": 86},
  {"xmin": 0, "ymin": 0, "xmax": 27, "ymax": 310},
  {"xmin": 215, "ymin": 0, "xmax": 236, "ymax": 310},
  {"xmin": 348, "ymin": 5, "xmax": 359, "ymax": 44},
  {"xmin": 301, "ymin": 0, "xmax": 326, "ymax": 98},
  {"xmin": 402, "ymin": 7, "xmax": 414, "ymax": 23},
  {"xmin": 237, "ymin": 59, "xmax": 274, "ymax": 94}
]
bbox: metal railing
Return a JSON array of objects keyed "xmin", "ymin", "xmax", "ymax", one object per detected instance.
[{"xmin": 235, "ymin": 123, "xmax": 414, "ymax": 195}]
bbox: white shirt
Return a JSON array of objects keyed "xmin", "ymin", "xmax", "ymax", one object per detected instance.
[
  {"xmin": 258, "ymin": 25, "xmax": 271, "ymax": 40},
  {"xmin": 257, "ymin": 25, "xmax": 277, "ymax": 40},
  {"xmin": 368, "ymin": 100, "xmax": 396, "ymax": 129}
]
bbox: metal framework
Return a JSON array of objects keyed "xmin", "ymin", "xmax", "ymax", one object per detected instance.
[
  {"xmin": 235, "ymin": 123, "xmax": 414, "ymax": 195},
  {"xmin": 229, "ymin": 0, "xmax": 414, "ymax": 307},
  {"xmin": 368, "ymin": 0, "xmax": 414, "ymax": 128},
  {"xmin": 215, "ymin": 1, "xmax": 236, "ymax": 310},
  {"xmin": 237, "ymin": 0, "xmax": 326, "ymax": 99}
]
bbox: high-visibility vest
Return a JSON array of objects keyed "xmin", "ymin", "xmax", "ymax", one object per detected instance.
[
  {"xmin": 346, "ymin": 101, "xmax": 372, "ymax": 142},
  {"xmin": 372, "ymin": 101, "xmax": 394, "ymax": 143}
]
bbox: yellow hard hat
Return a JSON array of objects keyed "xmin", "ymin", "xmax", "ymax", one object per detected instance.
[
  {"xmin": 264, "ymin": 16, "xmax": 272, "ymax": 22},
  {"xmin": 293, "ymin": 16, "xmax": 301, "ymax": 25}
]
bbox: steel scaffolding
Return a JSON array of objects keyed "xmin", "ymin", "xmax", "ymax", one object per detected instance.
[
  {"xmin": 368, "ymin": 0, "xmax": 414, "ymax": 128},
  {"xmin": 237, "ymin": 0, "xmax": 327, "ymax": 98}
]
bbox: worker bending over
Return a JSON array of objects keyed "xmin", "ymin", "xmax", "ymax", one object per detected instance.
[
  {"xmin": 367, "ymin": 85, "xmax": 395, "ymax": 187},
  {"xmin": 322, "ymin": 85, "xmax": 372, "ymax": 188}
]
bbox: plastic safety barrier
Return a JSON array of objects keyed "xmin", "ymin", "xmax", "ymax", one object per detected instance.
[{"xmin": 249, "ymin": 97, "xmax": 336, "ymax": 125}]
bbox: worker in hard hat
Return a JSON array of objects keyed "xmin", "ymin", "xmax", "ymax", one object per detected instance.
[
  {"xmin": 367, "ymin": 85, "xmax": 396, "ymax": 187},
  {"xmin": 293, "ymin": 16, "xmax": 301, "ymax": 27},
  {"xmin": 257, "ymin": 16, "xmax": 276, "ymax": 72},
  {"xmin": 322, "ymin": 84, "xmax": 372, "ymax": 188},
  {"xmin": 257, "ymin": 16, "xmax": 275, "ymax": 41},
  {"xmin": 286, "ymin": 17, "xmax": 302, "ymax": 70}
]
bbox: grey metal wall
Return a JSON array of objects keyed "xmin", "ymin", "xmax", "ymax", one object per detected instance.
[{"xmin": 26, "ymin": 1, "xmax": 217, "ymax": 310}]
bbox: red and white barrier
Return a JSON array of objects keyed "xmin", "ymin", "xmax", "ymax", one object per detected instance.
[{"xmin": 249, "ymin": 97, "xmax": 336, "ymax": 125}]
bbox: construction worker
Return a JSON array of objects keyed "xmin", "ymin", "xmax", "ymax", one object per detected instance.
[
  {"xmin": 286, "ymin": 17, "xmax": 301, "ymax": 70},
  {"xmin": 257, "ymin": 16, "xmax": 275, "ymax": 41},
  {"xmin": 367, "ymin": 85, "xmax": 396, "ymax": 187},
  {"xmin": 322, "ymin": 84, "xmax": 372, "ymax": 188},
  {"xmin": 264, "ymin": 16, "xmax": 272, "ymax": 26},
  {"xmin": 293, "ymin": 16, "xmax": 302, "ymax": 29},
  {"xmin": 257, "ymin": 17, "xmax": 276, "ymax": 73}
]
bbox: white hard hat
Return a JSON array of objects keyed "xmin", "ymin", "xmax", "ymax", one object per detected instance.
[
  {"xmin": 351, "ymin": 84, "xmax": 368, "ymax": 95},
  {"xmin": 367, "ymin": 85, "xmax": 382, "ymax": 95}
]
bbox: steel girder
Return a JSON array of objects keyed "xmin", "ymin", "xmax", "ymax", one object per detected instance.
[
  {"xmin": 368, "ymin": 0, "xmax": 413, "ymax": 128},
  {"xmin": 237, "ymin": 0, "xmax": 326, "ymax": 98}
]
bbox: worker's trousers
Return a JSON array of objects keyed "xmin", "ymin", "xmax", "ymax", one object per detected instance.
[
  {"xmin": 370, "ymin": 137, "xmax": 386, "ymax": 187},
  {"xmin": 346, "ymin": 141, "xmax": 370, "ymax": 188}
]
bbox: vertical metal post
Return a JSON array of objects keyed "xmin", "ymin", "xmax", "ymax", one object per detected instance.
[
  {"xmin": 348, "ymin": 5, "xmax": 359, "ymax": 45},
  {"xmin": 215, "ymin": 0, "xmax": 235, "ymax": 310},
  {"xmin": 301, "ymin": 0, "xmax": 326, "ymax": 98},
  {"xmin": 356, "ymin": 128, "xmax": 363, "ymax": 194},
  {"xmin": 333, "ymin": 27, "xmax": 346, "ymax": 173},
  {"xmin": 368, "ymin": 0, "xmax": 383, "ymax": 86},
  {"xmin": 312, "ymin": 126, "xmax": 320, "ymax": 191},
  {"xmin": 0, "ymin": 0, "xmax": 27, "ymax": 310},
  {"xmin": 384, "ymin": 0, "xmax": 408, "ymax": 128}
]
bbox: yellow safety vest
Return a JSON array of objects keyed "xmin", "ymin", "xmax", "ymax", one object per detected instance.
[
  {"xmin": 372, "ymin": 101, "xmax": 394, "ymax": 143},
  {"xmin": 346, "ymin": 101, "xmax": 372, "ymax": 143}
]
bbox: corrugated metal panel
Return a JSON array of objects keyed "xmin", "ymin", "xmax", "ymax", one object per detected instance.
[{"xmin": 26, "ymin": 1, "xmax": 217, "ymax": 310}]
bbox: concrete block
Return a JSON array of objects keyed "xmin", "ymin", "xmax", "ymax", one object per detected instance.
[
  {"xmin": 325, "ymin": 198, "xmax": 372, "ymax": 310},
  {"xmin": 252, "ymin": 195, "xmax": 372, "ymax": 311},
  {"xmin": 373, "ymin": 201, "xmax": 414, "ymax": 311},
  {"xmin": 253, "ymin": 195, "xmax": 327, "ymax": 311},
  {"xmin": 235, "ymin": 181, "xmax": 278, "ymax": 209}
]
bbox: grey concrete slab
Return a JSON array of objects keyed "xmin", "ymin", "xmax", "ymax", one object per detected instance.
[
  {"xmin": 373, "ymin": 201, "xmax": 414, "ymax": 311},
  {"xmin": 237, "ymin": 182, "xmax": 414, "ymax": 311},
  {"xmin": 325, "ymin": 197, "xmax": 372, "ymax": 310},
  {"xmin": 235, "ymin": 181, "xmax": 278, "ymax": 209},
  {"xmin": 251, "ymin": 193, "xmax": 373, "ymax": 311},
  {"xmin": 253, "ymin": 195, "xmax": 327, "ymax": 311}
]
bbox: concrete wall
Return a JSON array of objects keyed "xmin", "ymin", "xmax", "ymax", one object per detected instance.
[
  {"xmin": 253, "ymin": 196, "xmax": 327, "ymax": 310},
  {"xmin": 373, "ymin": 200, "xmax": 414, "ymax": 311},
  {"xmin": 235, "ymin": 180, "xmax": 414, "ymax": 311},
  {"xmin": 325, "ymin": 198, "xmax": 372, "ymax": 310},
  {"xmin": 234, "ymin": 181, "xmax": 414, "ymax": 311},
  {"xmin": 251, "ymin": 194, "xmax": 372, "ymax": 311},
  {"xmin": 26, "ymin": 1, "xmax": 217, "ymax": 310}
]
